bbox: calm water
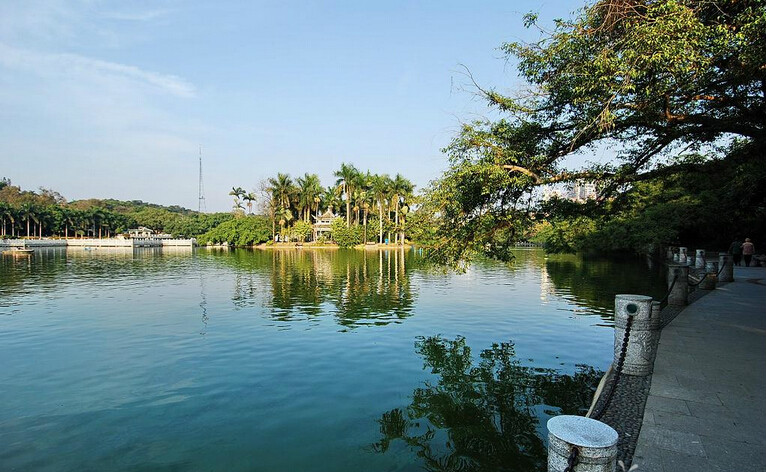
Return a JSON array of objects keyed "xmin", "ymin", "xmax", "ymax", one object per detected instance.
[{"xmin": 0, "ymin": 248, "xmax": 666, "ymax": 471}]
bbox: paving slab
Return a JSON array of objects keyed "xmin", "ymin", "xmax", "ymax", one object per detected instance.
[{"xmin": 633, "ymin": 266, "xmax": 766, "ymax": 471}]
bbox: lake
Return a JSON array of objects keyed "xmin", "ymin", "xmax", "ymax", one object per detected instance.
[{"xmin": 0, "ymin": 247, "xmax": 666, "ymax": 471}]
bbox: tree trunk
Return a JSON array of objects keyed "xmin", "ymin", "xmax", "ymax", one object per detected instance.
[
  {"xmin": 378, "ymin": 201, "xmax": 383, "ymax": 244},
  {"xmin": 363, "ymin": 209, "xmax": 368, "ymax": 244},
  {"xmin": 345, "ymin": 184, "xmax": 351, "ymax": 227},
  {"xmin": 394, "ymin": 199, "xmax": 399, "ymax": 244},
  {"xmin": 26, "ymin": 219, "xmax": 30, "ymax": 237}
]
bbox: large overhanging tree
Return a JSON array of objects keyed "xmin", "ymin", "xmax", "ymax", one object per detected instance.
[{"xmin": 429, "ymin": 0, "xmax": 765, "ymax": 264}]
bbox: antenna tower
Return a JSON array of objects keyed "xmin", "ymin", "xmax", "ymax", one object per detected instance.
[{"xmin": 198, "ymin": 145, "xmax": 206, "ymax": 213}]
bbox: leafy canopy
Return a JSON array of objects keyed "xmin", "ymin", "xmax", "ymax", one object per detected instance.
[{"xmin": 429, "ymin": 0, "xmax": 765, "ymax": 263}]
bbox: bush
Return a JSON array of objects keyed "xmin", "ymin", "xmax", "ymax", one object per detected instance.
[
  {"xmin": 197, "ymin": 215, "xmax": 271, "ymax": 246},
  {"xmin": 289, "ymin": 220, "xmax": 313, "ymax": 242},
  {"xmin": 331, "ymin": 217, "xmax": 361, "ymax": 248}
]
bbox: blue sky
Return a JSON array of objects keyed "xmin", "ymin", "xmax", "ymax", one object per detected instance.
[{"xmin": 1, "ymin": 0, "xmax": 586, "ymax": 212}]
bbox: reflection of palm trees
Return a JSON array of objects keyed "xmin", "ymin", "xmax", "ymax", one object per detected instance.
[
  {"xmin": 373, "ymin": 335, "xmax": 602, "ymax": 472},
  {"xmin": 218, "ymin": 249, "xmax": 420, "ymax": 328}
]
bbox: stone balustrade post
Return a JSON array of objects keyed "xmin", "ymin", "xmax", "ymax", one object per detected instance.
[
  {"xmin": 701, "ymin": 262, "xmax": 718, "ymax": 290},
  {"xmin": 547, "ymin": 415, "xmax": 618, "ymax": 472},
  {"xmin": 678, "ymin": 247, "xmax": 688, "ymax": 264},
  {"xmin": 718, "ymin": 252, "xmax": 734, "ymax": 283},
  {"xmin": 667, "ymin": 264, "xmax": 689, "ymax": 306},
  {"xmin": 614, "ymin": 294, "xmax": 656, "ymax": 376},
  {"xmin": 695, "ymin": 249, "xmax": 706, "ymax": 269}
]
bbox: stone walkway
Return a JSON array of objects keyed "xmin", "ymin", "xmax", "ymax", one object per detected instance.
[{"xmin": 632, "ymin": 266, "xmax": 766, "ymax": 471}]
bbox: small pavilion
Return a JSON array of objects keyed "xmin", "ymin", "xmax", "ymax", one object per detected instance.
[{"xmin": 312, "ymin": 208, "xmax": 336, "ymax": 241}]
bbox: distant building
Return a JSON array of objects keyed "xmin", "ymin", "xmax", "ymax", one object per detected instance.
[
  {"xmin": 127, "ymin": 227, "xmax": 173, "ymax": 239},
  {"xmin": 541, "ymin": 180, "xmax": 598, "ymax": 202},
  {"xmin": 312, "ymin": 209, "xmax": 336, "ymax": 241},
  {"xmin": 571, "ymin": 180, "xmax": 598, "ymax": 202}
]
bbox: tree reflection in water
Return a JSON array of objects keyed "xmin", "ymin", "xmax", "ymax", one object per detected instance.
[
  {"xmin": 264, "ymin": 249, "xmax": 419, "ymax": 327},
  {"xmin": 374, "ymin": 336, "xmax": 602, "ymax": 472}
]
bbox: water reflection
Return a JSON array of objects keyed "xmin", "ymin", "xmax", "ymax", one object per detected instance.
[
  {"xmin": 373, "ymin": 335, "xmax": 602, "ymax": 472},
  {"xmin": 218, "ymin": 249, "xmax": 420, "ymax": 328}
]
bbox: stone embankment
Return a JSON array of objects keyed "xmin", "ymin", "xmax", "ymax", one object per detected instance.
[
  {"xmin": 1, "ymin": 238, "xmax": 195, "ymax": 248},
  {"xmin": 546, "ymin": 248, "xmax": 765, "ymax": 472}
]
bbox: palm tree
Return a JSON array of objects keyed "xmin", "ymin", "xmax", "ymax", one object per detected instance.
[
  {"xmin": 371, "ymin": 174, "xmax": 391, "ymax": 244},
  {"xmin": 0, "ymin": 202, "xmax": 14, "ymax": 237},
  {"xmin": 229, "ymin": 187, "xmax": 246, "ymax": 211},
  {"xmin": 321, "ymin": 185, "xmax": 342, "ymax": 215},
  {"xmin": 334, "ymin": 163, "xmax": 359, "ymax": 227},
  {"xmin": 391, "ymin": 174, "xmax": 414, "ymax": 244},
  {"xmin": 297, "ymin": 173, "xmax": 322, "ymax": 222},
  {"xmin": 268, "ymin": 173, "xmax": 295, "ymax": 211},
  {"xmin": 243, "ymin": 192, "xmax": 256, "ymax": 215},
  {"xmin": 275, "ymin": 206, "xmax": 293, "ymax": 241},
  {"xmin": 18, "ymin": 203, "xmax": 38, "ymax": 238}
]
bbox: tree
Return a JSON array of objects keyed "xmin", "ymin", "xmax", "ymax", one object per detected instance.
[
  {"xmin": 297, "ymin": 173, "xmax": 322, "ymax": 222},
  {"xmin": 391, "ymin": 174, "xmax": 414, "ymax": 244},
  {"xmin": 432, "ymin": 0, "xmax": 766, "ymax": 263},
  {"xmin": 275, "ymin": 206, "xmax": 293, "ymax": 240},
  {"xmin": 229, "ymin": 187, "xmax": 246, "ymax": 212},
  {"xmin": 334, "ymin": 163, "xmax": 359, "ymax": 227},
  {"xmin": 18, "ymin": 203, "xmax": 37, "ymax": 238},
  {"xmin": 0, "ymin": 202, "xmax": 14, "ymax": 237},
  {"xmin": 322, "ymin": 185, "xmax": 342, "ymax": 215},
  {"xmin": 243, "ymin": 192, "xmax": 256, "ymax": 215},
  {"xmin": 371, "ymin": 174, "xmax": 391, "ymax": 244},
  {"xmin": 331, "ymin": 217, "xmax": 361, "ymax": 248}
]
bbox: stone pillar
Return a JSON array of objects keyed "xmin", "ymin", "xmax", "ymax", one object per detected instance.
[
  {"xmin": 547, "ymin": 415, "xmax": 618, "ymax": 472},
  {"xmin": 701, "ymin": 262, "xmax": 718, "ymax": 290},
  {"xmin": 678, "ymin": 247, "xmax": 688, "ymax": 264},
  {"xmin": 614, "ymin": 294, "xmax": 656, "ymax": 376},
  {"xmin": 695, "ymin": 249, "xmax": 706, "ymax": 269},
  {"xmin": 718, "ymin": 252, "xmax": 734, "ymax": 283},
  {"xmin": 667, "ymin": 264, "xmax": 689, "ymax": 306}
]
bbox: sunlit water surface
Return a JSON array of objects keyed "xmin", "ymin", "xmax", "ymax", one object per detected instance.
[{"xmin": 0, "ymin": 247, "xmax": 666, "ymax": 471}]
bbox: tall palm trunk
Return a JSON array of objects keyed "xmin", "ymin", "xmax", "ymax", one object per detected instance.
[
  {"xmin": 345, "ymin": 183, "xmax": 351, "ymax": 227},
  {"xmin": 26, "ymin": 218, "xmax": 30, "ymax": 237},
  {"xmin": 378, "ymin": 200, "xmax": 383, "ymax": 244}
]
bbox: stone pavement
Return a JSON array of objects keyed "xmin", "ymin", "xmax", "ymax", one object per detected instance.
[{"xmin": 632, "ymin": 266, "xmax": 766, "ymax": 471}]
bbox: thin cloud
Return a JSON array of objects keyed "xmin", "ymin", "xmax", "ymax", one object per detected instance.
[
  {"xmin": 102, "ymin": 9, "xmax": 171, "ymax": 22},
  {"xmin": 0, "ymin": 42, "xmax": 195, "ymax": 98}
]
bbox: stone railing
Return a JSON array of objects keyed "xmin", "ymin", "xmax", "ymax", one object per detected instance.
[{"xmin": 546, "ymin": 246, "xmax": 733, "ymax": 471}]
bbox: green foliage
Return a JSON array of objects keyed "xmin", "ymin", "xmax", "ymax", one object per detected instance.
[
  {"xmin": 430, "ymin": 0, "xmax": 765, "ymax": 262},
  {"xmin": 533, "ymin": 147, "xmax": 766, "ymax": 253},
  {"xmin": 289, "ymin": 220, "xmax": 313, "ymax": 243},
  {"xmin": 197, "ymin": 215, "xmax": 271, "ymax": 246},
  {"xmin": 331, "ymin": 217, "xmax": 361, "ymax": 248},
  {"xmin": 373, "ymin": 335, "xmax": 602, "ymax": 470}
]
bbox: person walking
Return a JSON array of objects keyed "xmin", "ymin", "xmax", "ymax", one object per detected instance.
[
  {"xmin": 742, "ymin": 238, "xmax": 755, "ymax": 267},
  {"xmin": 729, "ymin": 238, "xmax": 743, "ymax": 266}
]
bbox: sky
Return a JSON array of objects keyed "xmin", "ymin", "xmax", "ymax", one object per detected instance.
[{"xmin": 0, "ymin": 0, "xmax": 588, "ymax": 213}]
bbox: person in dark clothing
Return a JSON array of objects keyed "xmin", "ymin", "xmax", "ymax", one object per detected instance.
[{"xmin": 729, "ymin": 238, "xmax": 743, "ymax": 266}]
